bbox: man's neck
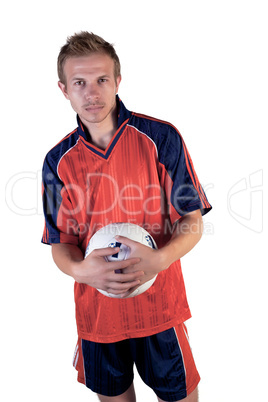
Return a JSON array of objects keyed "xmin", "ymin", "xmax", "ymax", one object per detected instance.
[{"xmin": 81, "ymin": 106, "xmax": 118, "ymax": 151}]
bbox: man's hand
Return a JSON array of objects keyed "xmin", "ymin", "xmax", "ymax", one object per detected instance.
[
  {"xmin": 51, "ymin": 210, "xmax": 203, "ymax": 298},
  {"xmin": 116, "ymin": 209, "xmax": 203, "ymax": 290},
  {"xmin": 77, "ymin": 246, "xmax": 144, "ymax": 295},
  {"xmin": 51, "ymin": 243, "xmax": 144, "ymax": 297},
  {"xmin": 115, "ymin": 236, "xmax": 164, "ymax": 285}
]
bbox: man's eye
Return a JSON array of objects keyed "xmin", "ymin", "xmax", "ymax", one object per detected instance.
[
  {"xmin": 99, "ymin": 78, "xmax": 107, "ymax": 83},
  {"xmin": 75, "ymin": 81, "xmax": 85, "ymax": 86}
]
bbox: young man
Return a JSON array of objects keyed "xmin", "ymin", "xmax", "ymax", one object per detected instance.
[{"xmin": 42, "ymin": 32, "xmax": 212, "ymax": 402}]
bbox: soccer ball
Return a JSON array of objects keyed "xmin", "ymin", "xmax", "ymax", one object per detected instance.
[{"xmin": 85, "ymin": 222, "xmax": 158, "ymax": 298}]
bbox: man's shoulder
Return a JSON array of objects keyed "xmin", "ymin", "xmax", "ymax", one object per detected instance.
[
  {"xmin": 130, "ymin": 111, "xmax": 181, "ymax": 140},
  {"xmin": 129, "ymin": 111, "xmax": 183, "ymax": 153},
  {"xmin": 44, "ymin": 127, "xmax": 79, "ymax": 167}
]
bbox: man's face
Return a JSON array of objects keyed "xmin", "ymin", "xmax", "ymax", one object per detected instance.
[{"xmin": 58, "ymin": 53, "xmax": 121, "ymax": 129}]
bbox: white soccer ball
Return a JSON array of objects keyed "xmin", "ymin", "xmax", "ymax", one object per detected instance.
[{"xmin": 85, "ymin": 222, "xmax": 158, "ymax": 298}]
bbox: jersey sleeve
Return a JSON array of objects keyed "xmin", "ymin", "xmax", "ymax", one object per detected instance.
[
  {"xmin": 158, "ymin": 125, "xmax": 212, "ymax": 222},
  {"xmin": 41, "ymin": 152, "xmax": 79, "ymax": 246}
]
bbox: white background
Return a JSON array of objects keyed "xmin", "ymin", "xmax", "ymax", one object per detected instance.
[{"xmin": 1, "ymin": 0, "xmax": 267, "ymax": 401}]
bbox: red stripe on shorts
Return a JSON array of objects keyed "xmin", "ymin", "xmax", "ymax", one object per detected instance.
[{"xmin": 173, "ymin": 323, "xmax": 201, "ymax": 396}]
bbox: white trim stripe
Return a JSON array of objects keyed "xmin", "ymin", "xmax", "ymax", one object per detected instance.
[
  {"xmin": 82, "ymin": 339, "xmax": 87, "ymax": 386},
  {"xmin": 183, "ymin": 324, "xmax": 190, "ymax": 343},
  {"xmin": 73, "ymin": 344, "xmax": 79, "ymax": 366},
  {"xmin": 74, "ymin": 351, "xmax": 79, "ymax": 369},
  {"xmin": 127, "ymin": 124, "xmax": 159, "ymax": 158},
  {"xmin": 173, "ymin": 326, "xmax": 187, "ymax": 378},
  {"xmin": 57, "ymin": 137, "xmax": 80, "ymax": 181}
]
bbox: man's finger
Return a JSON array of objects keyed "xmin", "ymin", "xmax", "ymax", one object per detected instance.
[{"xmin": 87, "ymin": 246, "xmax": 120, "ymax": 257}]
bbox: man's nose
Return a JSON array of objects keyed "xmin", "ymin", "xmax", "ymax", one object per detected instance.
[{"xmin": 84, "ymin": 83, "xmax": 100, "ymax": 100}]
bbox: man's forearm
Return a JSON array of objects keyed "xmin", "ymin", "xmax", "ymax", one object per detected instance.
[
  {"xmin": 51, "ymin": 242, "xmax": 144, "ymax": 294},
  {"xmin": 51, "ymin": 243, "xmax": 84, "ymax": 280},
  {"xmin": 51, "ymin": 210, "xmax": 203, "ymax": 283},
  {"xmin": 159, "ymin": 209, "xmax": 203, "ymax": 270}
]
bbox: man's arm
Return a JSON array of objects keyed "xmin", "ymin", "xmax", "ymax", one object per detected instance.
[
  {"xmin": 160, "ymin": 209, "xmax": 203, "ymax": 269},
  {"xmin": 116, "ymin": 209, "xmax": 203, "ymax": 281},
  {"xmin": 51, "ymin": 209, "xmax": 202, "ymax": 297},
  {"xmin": 51, "ymin": 243, "xmax": 144, "ymax": 297}
]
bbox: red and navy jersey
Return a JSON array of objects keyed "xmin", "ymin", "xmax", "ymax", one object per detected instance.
[{"xmin": 42, "ymin": 96, "xmax": 211, "ymax": 343}]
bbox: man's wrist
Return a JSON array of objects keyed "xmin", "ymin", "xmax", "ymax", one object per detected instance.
[{"xmin": 71, "ymin": 260, "xmax": 86, "ymax": 284}]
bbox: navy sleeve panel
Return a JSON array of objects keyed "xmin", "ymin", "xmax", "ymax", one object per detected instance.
[
  {"xmin": 41, "ymin": 130, "xmax": 80, "ymax": 245},
  {"xmin": 42, "ymin": 154, "xmax": 63, "ymax": 244},
  {"xmin": 130, "ymin": 114, "xmax": 212, "ymax": 217}
]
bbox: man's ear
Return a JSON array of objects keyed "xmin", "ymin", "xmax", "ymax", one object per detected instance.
[
  {"xmin": 115, "ymin": 75, "xmax": 122, "ymax": 94},
  {"xmin": 58, "ymin": 81, "xmax": 70, "ymax": 100}
]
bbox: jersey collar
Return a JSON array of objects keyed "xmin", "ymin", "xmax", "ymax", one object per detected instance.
[
  {"xmin": 76, "ymin": 95, "xmax": 132, "ymax": 141},
  {"xmin": 76, "ymin": 95, "xmax": 132, "ymax": 160}
]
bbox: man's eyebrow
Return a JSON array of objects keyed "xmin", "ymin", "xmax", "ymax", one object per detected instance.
[
  {"xmin": 71, "ymin": 74, "xmax": 110, "ymax": 81},
  {"xmin": 71, "ymin": 77, "xmax": 85, "ymax": 81},
  {"xmin": 98, "ymin": 74, "xmax": 110, "ymax": 79}
]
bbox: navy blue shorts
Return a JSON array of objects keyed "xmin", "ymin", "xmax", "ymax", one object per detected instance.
[{"xmin": 73, "ymin": 323, "xmax": 200, "ymax": 401}]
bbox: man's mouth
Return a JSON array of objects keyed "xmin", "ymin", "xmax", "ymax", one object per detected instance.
[{"xmin": 84, "ymin": 103, "xmax": 104, "ymax": 110}]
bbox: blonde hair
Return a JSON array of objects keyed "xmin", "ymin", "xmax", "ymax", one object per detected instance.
[{"xmin": 57, "ymin": 31, "xmax": 121, "ymax": 85}]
